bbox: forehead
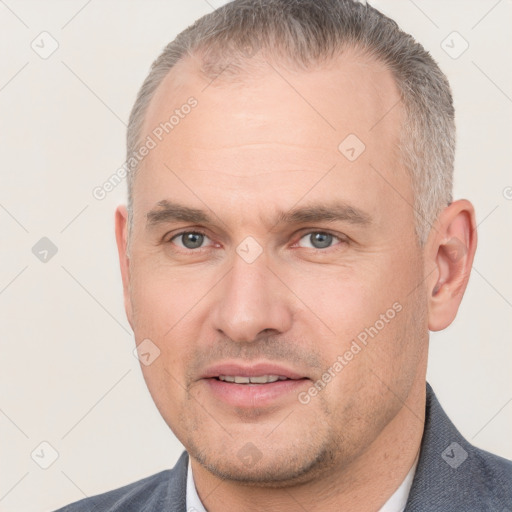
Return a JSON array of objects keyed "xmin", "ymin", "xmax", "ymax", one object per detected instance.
[
  {"xmin": 134, "ymin": 50, "xmax": 409, "ymax": 229},
  {"xmin": 143, "ymin": 49, "xmax": 403, "ymax": 153}
]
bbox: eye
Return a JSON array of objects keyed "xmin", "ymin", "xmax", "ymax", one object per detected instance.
[
  {"xmin": 170, "ymin": 231, "xmax": 212, "ymax": 250},
  {"xmin": 296, "ymin": 231, "xmax": 345, "ymax": 250}
]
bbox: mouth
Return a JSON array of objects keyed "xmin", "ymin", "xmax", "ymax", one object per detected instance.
[
  {"xmin": 200, "ymin": 363, "xmax": 309, "ymax": 408},
  {"xmin": 217, "ymin": 374, "xmax": 293, "ymax": 384}
]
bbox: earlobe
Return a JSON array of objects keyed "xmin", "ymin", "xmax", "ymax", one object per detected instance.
[
  {"xmin": 427, "ymin": 200, "xmax": 477, "ymax": 331},
  {"xmin": 115, "ymin": 205, "xmax": 134, "ymax": 330}
]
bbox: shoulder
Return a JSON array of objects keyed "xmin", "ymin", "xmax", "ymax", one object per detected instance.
[
  {"xmin": 406, "ymin": 384, "xmax": 512, "ymax": 511},
  {"xmin": 53, "ymin": 451, "xmax": 189, "ymax": 512},
  {"xmin": 466, "ymin": 443, "xmax": 512, "ymax": 501}
]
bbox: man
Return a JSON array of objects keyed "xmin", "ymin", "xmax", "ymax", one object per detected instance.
[{"xmin": 56, "ymin": 0, "xmax": 512, "ymax": 510}]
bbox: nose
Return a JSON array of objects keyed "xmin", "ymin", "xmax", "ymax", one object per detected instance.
[{"xmin": 211, "ymin": 251, "xmax": 294, "ymax": 343}]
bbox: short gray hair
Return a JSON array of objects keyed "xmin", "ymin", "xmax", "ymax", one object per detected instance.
[{"xmin": 126, "ymin": 0, "xmax": 455, "ymax": 246}]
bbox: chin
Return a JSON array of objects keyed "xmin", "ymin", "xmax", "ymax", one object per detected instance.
[{"xmin": 188, "ymin": 438, "xmax": 339, "ymax": 487}]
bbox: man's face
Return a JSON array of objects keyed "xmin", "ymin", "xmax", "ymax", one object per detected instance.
[{"xmin": 120, "ymin": 51, "xmax": 429, "ymax": 484}]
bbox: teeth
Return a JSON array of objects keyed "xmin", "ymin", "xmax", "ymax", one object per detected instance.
[
  {"xmin": 218, "ymin": 375, "xmax": 284, "ymax": 384},
  {"xmin": 249, "ymin": 375, "xmax": 278, "ymax": 384}
]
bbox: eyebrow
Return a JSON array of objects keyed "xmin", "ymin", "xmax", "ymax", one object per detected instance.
[
  {"xmin": 146, "ymin": 199, "xmax": 372, "ymax": 230},
  {"xmin": 146, "ymin": 200, "xmax": 211, "ymax": 227},
  {"xmin": 275, "ymin": 203, "xmax": 371, "ymax": 226}
]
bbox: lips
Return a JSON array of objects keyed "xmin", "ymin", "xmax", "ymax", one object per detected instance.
[
  {"xmin": 218, "ymin": 375, "xmax": 287, "ymax": 384},
  {"xmin": 200, "ymin": 362, "xmax": 306, "ymax": 381},
  {"xmin": 200, "ymin": 362, "xmax": 309, "ymax": 408}
]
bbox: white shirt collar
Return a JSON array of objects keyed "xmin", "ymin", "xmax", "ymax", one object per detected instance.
[
  {"xmin": 377, "ymin": 453, "xmax": 419, "ymax": 512},
  {"xmin": 186, "ymin": 454, "xmax": 419, "ymax": 512},
  {"xmin": 186, "ymin": 460, "xmax": 207, "ymax": 512}
]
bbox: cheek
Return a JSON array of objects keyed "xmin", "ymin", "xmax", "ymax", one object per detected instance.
[
  {"xmin": 286, "ymin": 252, "xmax": 423, "ymax": 368},
  {"xmin": 287, "ymin": 262, "xmax": 399, "ymax": 338},
  {"xmin": 129, "ymin": 260, "xmax": 209, "ymax": 337},
  {"xmin": 129, "ymin": 263, "xmax": 206, "ymax": 409}
]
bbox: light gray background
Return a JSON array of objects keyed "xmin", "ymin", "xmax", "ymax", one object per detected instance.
[{"xmin": 1, "ymin": 1, "xmax": 511, "ymax": 510}]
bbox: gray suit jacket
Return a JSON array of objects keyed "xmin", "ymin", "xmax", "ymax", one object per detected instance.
[{"xmin": 54, "ymin": 383, "xmax": 512, "ymax": 511}]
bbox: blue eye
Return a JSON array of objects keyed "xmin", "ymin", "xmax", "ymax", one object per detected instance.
[
  {"xmin": 171, "ymin": 231, "xmax": 211, "ymax": 250},
  {"xmin": 297, "ymin": 232, "xmax": 342, "ymax": 250}
]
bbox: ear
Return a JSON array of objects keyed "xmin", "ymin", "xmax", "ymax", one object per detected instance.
[
  {"xmin": 115, "ymin": 205, "xmax": 134, "ymax": 330},
  {"xmin": 425, "ymin": 199, "xmax": 477, "ymax": 331}
]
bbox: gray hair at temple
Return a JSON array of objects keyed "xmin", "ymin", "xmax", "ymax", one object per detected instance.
[{"xmin": 125, "ymin": 0, "xmax": 455, "ymax": 249}]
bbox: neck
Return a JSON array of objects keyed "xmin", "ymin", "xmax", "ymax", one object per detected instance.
[{"xmin": 191, "ymin": 375, "xmax": 426, "ymax": 512}]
